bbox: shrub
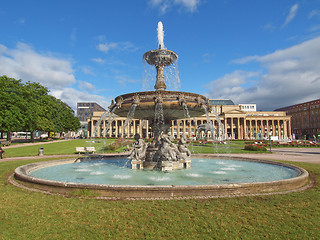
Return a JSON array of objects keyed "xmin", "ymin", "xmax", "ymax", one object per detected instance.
[{"xmin": 244, "ymin": 144, "xmax": 267, "ymax": 152}]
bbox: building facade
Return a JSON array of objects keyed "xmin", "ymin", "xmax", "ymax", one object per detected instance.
[
  {"xmin": 88, "ymin": 101, "xmax": 292, "ymax": 141},
  {"xmin": 77, "ymin": 102, "xmax": 106, "ymax": 123},
  {"xmin": 275, "ymin": 98, "xmax": 320, "ymax": 139}
]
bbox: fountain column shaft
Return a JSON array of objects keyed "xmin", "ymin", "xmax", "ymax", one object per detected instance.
[{"xmin": 154, "ymin": 66, "xmax": 167, "ymax": 90}]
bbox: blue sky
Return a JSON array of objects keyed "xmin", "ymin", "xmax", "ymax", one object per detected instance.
[{"xmin": 1, "ymin": 0, "xmax": 320, "ymax": 111}]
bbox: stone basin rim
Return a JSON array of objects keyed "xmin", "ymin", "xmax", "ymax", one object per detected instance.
[{"xmin": 13, "ymin": 155, "xmax": 309, "ymax": 190}]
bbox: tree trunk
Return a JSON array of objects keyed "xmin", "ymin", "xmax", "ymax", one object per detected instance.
[
  {"xmin": 31, "ymin": 131, "xmax": 34, "ymax": 142},
  {"xmin": 6, "ymin": 132, "xmax": 11, "ymax": 141}
]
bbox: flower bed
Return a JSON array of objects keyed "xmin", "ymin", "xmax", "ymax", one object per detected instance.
[{"xmin": 244, "ymin": 144, "xmax": 267, "ymax": 152}]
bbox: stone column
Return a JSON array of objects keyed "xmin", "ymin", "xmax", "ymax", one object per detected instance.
[
  {"xmin": 90, "ymin": 120, "xmax": 94, "ymax": 138},
  {"xmin": 133, "ymin": 120, "xmax": 136, "ymax": 136},
  {"xmin": 103, "ymin": 120, "xmax": 106, "ymax": 138},
  {"xmin": 272, "ymin": 120, "xmax": 275, "ymax": 136},
  {"xmin": 266, "ymin": 120, "xmax": 270, "ymax": 137},
  {"xmin": 255, "ymin": 120, "xmax": 258, "ymax": 139},
  {"xmin": 108, "ymin": 121, "xmax": 112, "ymax": 138},
  {"xmin": 288, "ymin": 120, "xmax": 292, "ymax": 139},
  {"xmin": 146, "ymin": 120, "xmax": 149, "ymax": 139},
  {"xmin": 139, "ymin": 120, "xmax": 143, "ymax": 137},
  {"xmin": 115, "ymin": 120, "xmax": 119, "ymax": 138},
  {"xmin": 237, "ymin": 117, "xmax": 240, "ymax": 140},
  {"xmin": 224, "ymin": 118, "xmax": 227, "ymax": 140},
  {"xmin": 230, "ymin": 118, "xmax": 234, "ymax": 139},
  {"xmin": 244, "ymin": 119, "xmax": 247, "ymax": 139}
]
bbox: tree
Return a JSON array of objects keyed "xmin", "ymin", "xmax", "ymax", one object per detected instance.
[
  {"xmin": 48, "ymin": 97, "xmax": 80, "ymax": 138},
  {"xmin": 0, "ymin": 76, "xmax": 26, "ymax": 140},
  {"xmin": 21, "ymin": 81, "xmax": 51, "ymax": 140},
  {"xmin": 0, "ymin": 75, "xmax": 80, "ymax": 140}
]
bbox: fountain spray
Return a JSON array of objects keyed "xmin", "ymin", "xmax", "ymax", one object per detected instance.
[{"xmin": 157, "ymin": 21, "xmax": 165, "ymax": 49}]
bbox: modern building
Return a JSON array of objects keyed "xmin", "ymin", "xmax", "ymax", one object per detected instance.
[
  {"xmin": 275, "ymin": 98, "xmax": 320, "ymax": 139},
  {"xmin": 88, "ymin": 100, "xmax": 292, "ymax": 141},
  {"xmin": 77, "ymin": 102, "xmax": 106, "ymax": 138},
  {"xmin": 240, "ymin": 104, "xmax": 257, "ymax": 112},
  {"xmin": 77, "ymin": 102, "xmax": 106, "ymax": 123}
]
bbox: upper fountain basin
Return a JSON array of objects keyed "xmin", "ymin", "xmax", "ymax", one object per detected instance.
[
  {"xmin": 143, "ymin": 49, "xmax": 178, "ymax": 67},
  {"xmin": 113, "ymin": 90, "xmax": 210, "ymax": 121}
]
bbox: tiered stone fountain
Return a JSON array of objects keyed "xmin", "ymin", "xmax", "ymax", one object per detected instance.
[{"xmin": 110, "ymin": 22, "xmax": 211, "ymax": 171}]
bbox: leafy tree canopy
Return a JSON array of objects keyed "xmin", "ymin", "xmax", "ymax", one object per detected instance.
[{"xmin": 0, "ymin": 75, "xmax": 80, "ymax": 139}]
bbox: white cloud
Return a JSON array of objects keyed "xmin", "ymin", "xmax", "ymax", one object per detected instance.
[
  {"xmin": 97, "ymin": 41, "xmax": 138, "ymax": 54},
  {"xmin": 80, "ymin": 66, "xmax": 95, "ymax": 75},
  {"xmin": 0, "ymin": 42, "xmax": 110, "ymax": 111},
  {"xmin": 206, "ymin": 36, "xmax": 320, "ymax": 110},
  {"xmin": 0, "ymin": 42, "xmax": 76, "ymax": 89},
  {"xmin": 282, "ymin": 3, "xmax": 299, "ymax": 27},
  {"xmin": 97, "ymin": 42, "xmax": 118, "ymax": 54},
  {"xmin": 174, "ymin": 0, "xmax": 200, "ymax": 12},
  {"xmin": 116, "ymin": 75, "xmax": 140, "ymax": 87},
  {"xmin": 51, "ymin": 88, "xmax": 110, "ymax": 111},
  {"xmin": 149, "ymin": 0, "xmax": 200, "ymax": 13},
  {"xmin": 78, "ymin": 81, "xmax": 96, "ymax": 91},
  {"xmin": 309, "ymin": 9, "xmax": 320, "ymax": 19},
  {"xmin": 91, "ymin": 57, "xmax": 105, "ymax": 64}
]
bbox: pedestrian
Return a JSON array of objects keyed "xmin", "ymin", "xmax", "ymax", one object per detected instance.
[{"xmin": 0, "ymin": 147, "xmax": 4, "ymax": 159}]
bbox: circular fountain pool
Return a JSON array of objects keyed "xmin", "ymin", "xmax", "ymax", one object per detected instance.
[{"xmin": 14, "ymin": 156, "xmax": 309, "ymax": 199}]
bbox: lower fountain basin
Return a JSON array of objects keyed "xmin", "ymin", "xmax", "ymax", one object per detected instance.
[
  {"xmin": 114, "ymin": 91, "xmax": 208, "ymax": 120},
  {"xmin": 13, "ymin": 155, "xmax": 309, "ymax": 199}
]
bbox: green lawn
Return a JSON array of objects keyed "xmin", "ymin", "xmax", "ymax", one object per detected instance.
[
  {"xmin": 3, "ymin": 139, "xmax": 117, "ymax": 157},
  {"xmin": 3, "ymin": 139, "xmax": 260, "ymax": 157},
  {"xmin": 0, "ymin": 159, "xmax": 319, "ymax": 239}
]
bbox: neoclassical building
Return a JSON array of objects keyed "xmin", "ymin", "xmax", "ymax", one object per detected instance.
[{"xmin": 87, "ymin": 100, "xmax": 292, "ymax": 141}]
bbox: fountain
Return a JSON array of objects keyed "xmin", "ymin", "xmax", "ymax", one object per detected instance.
[
  {"xmin": 110, "ymin": 21, "xmax": 210, "ymax": 171},
  {"xmin": 12, "ymin": 22, "xmax": 309, "ymax": 199}
]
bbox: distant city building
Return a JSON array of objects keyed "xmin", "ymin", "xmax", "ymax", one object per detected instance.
[
  {"xmin": 209, "ymin": 99, "xmax": 234, "ymax": 105},
  {"xmin": 239, "ymin": 104, "xmax": 257, "ymax": 112},
  {"xmin": 88, "ymin": 100, "xmax": 291, "ymax": 141},
  {"xmin": 275, "ymin": 98, "xmax": 320, "ymax": 139},
  {"xmin": 77, "ymin": 102, "xmax": 106, "ymax": 123},
  {"xmin": 77, "ymin": 102, "xmax": 106, "ymax": 138}
]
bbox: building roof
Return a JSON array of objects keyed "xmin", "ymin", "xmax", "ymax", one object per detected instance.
[
  {"xmin": 275, "ymin": 98, "xmax": 320, "ymax": 111},
  {"xmin": 209, "ymin": 99, "xmax": 235, "ymax": 106}
]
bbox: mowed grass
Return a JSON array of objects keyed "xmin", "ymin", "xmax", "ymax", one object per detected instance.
[
  {"xmin": 0, "ymin": 159, "xmax": 319, "ymax": 239},
  {"xmin": 3, "ymin": 139, "xmax": 256, "ymax": 157},
  {"xmin": 3, "ymin": 139, "xmax": 116, "ymax": 157}
]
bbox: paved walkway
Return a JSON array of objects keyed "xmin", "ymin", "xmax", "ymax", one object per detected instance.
[
  {"xmin": 218, "ymin": 148, "xmax": 320, "ymax": 165},
  {"xmin": 1, "ymin": 148, "xmax": 319, "ymax": 164},
  {"xmin": 2, "ymin": 139, "xmax": 72, "ymax": 149}
]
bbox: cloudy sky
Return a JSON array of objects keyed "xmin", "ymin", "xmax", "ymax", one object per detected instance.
[{"xmin": 1, "ymin": 0, "xmax": 320, "ymax": 111}]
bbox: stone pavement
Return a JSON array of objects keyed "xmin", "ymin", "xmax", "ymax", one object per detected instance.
[{"xmin": 218, "ymin": 147, "xmax": 320, "ymax": 165}]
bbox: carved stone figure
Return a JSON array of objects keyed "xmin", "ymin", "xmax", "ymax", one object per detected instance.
[
  {"xmin": 196, "ymin": 123, "xmax": 216, "ymax": 140},
  {"xmin": 129, "ymin": 134, "xmax": 147, "ymax": 161},
  {"xmin": 178, "ymin": 134, "xmax": 191, "ymax": 159},
  {"xmin": 158, "ymin": 133, "xmax": 180, "ymax": 161}
]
